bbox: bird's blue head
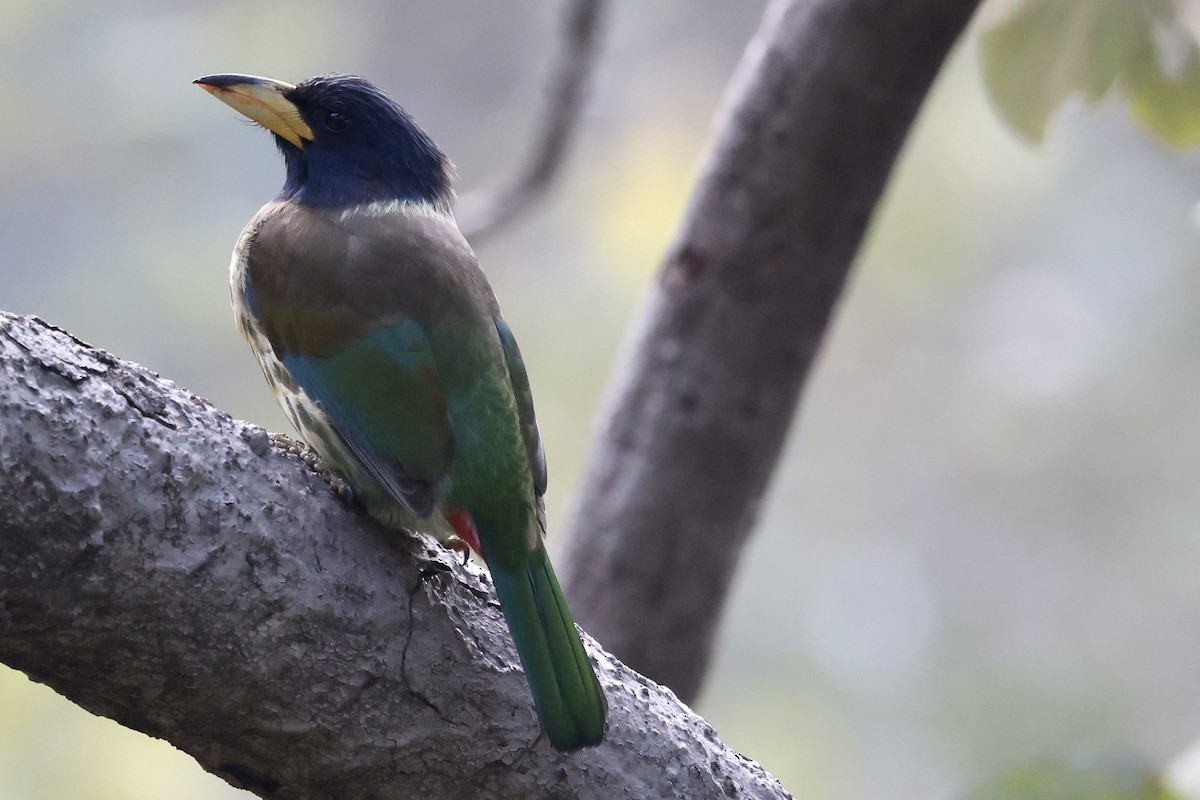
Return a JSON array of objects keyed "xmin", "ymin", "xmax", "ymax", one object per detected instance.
[{"xmin": 196, "ymin": 73, "xmax": 453, "ymax": 210}]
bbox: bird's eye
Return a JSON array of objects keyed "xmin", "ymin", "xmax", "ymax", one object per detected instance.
[{"xmin": 324, "ymin": 110, "xmax": 350, "ymax": 132}]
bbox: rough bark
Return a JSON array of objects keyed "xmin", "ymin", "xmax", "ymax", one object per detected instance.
[
  {"xmin": 0, "ymin": 313, "xmax": 790, "ymax": 800},
  {"xmin": 560, "ymin": 0, "xmax": 983, "ymax": 702}
]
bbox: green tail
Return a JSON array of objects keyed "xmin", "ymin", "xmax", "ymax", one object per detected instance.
[{"xmin": 489, "ymin": 545, "xmax": 607, "ymax": 750}]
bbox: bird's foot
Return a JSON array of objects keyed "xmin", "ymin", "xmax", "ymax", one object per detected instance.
[
  {"xmin": 443, "ymin": 535, "xmax": 473, "ymax": 566},
  {"xmin": 271, "ymin": 432, "xmax": 355, "ymax": 504}
]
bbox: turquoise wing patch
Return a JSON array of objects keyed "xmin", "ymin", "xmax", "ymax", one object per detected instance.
[{"xmin": 282, "ymin": 320, "xmax": 453, "ymax": 516}]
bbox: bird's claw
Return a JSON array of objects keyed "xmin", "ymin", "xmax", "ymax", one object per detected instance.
[
  {"xmin": 443, "ymin": 535, "xmax": 473, "ymax": 566},
  {"xmin": 271, "ymin": 432, "xmax": 355, "ymax": 505}
]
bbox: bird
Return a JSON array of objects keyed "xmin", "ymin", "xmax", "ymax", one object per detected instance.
[{"xmin": 194, "ymin": 72, "xmax": 606, "ymax": 751}]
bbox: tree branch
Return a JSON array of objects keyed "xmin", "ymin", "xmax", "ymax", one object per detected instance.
[
  {"xmin": 0, "ymin": 313, "xmax": 789, "ymax": 800},
  {"xmin": 560, "ymin": 0, "xmax": 982, "ymax": 702},
  {"xmin": 455, "ymin": 0, "xmax": 606, "ymax": 242}
]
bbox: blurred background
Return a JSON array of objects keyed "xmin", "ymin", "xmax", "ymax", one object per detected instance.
[{"xmin": 2, "ymin": 1, "xmax": 1200, "ymax": 798}]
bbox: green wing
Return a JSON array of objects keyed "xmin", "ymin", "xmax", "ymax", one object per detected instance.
[
  {"xmin": 280, "ymin": 321, "xmax": 452, "ymax": 516},
  {"xmin": 495, "ymin": 319, "xmax": 546, "ymax": 496}
]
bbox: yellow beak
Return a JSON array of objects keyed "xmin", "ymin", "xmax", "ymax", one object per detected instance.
[{"xmin": 194, "ymin": 74, "xmax": 314, "ymax": 149}]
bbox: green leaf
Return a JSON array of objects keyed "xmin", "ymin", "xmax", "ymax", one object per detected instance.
[
  {"xmin": 980, "ymin": 0, "xmax": 1140, "ymax": 142},
  {"xmin": 961, "ymin": 757, "xmax": 1183, "ymax": 800},
  {"xmin": 1123, "ymin": 5, "xmax": 1200, "ymax": 148},
  {"xmin": 980, "ymin": 0, "xmax": 1200, "ymax": 149}
]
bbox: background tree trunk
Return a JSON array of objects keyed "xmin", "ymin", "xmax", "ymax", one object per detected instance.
[
  {"xmin": 0, "ymin": 313, "xmax": 790, "ymax": 800},
  {"xmin": 560, "ymin": 0, "xmax": 982, "ymax": 703}
]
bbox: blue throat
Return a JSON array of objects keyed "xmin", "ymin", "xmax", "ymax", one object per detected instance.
[{"xmin": 277, "ymin": 137, "xmax": 451, "ymax": 208}]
